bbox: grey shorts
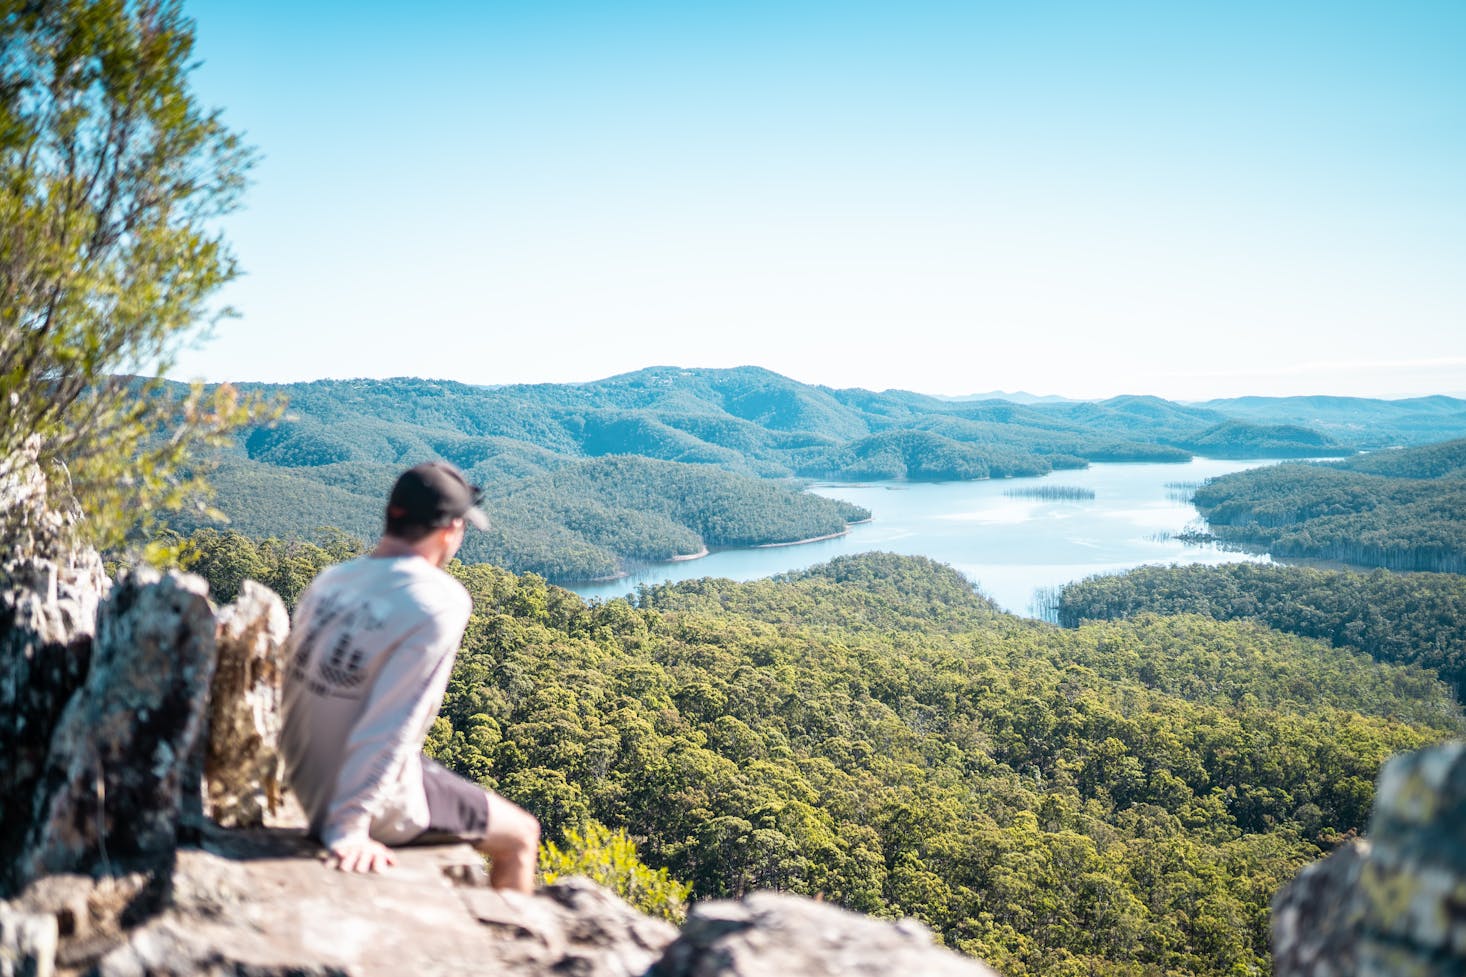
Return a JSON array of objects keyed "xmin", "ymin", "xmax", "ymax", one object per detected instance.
[{"xmin": 413, "ymin": 755, "xmax": 492, "ymax": 844}]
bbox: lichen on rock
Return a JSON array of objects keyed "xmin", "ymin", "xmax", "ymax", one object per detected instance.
[{"xmin": 1273, "ymin": 740, "xmax": 1466, "ymax": 977}]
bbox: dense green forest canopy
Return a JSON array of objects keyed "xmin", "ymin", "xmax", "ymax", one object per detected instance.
[
  {"xmin": 184, "ymin": 545, "xmax": 1461, "ymax": 977},
  {"xmin": 170, "ymin": 368, "xmax": 1466, "ymax": 580},
  {"xmin": 1056, "ymin": 562, "xmax": 1466, "ymax": 701},
  {"xmin": 1190, "ymin": 438, "xmax": 1466, "ymax": 572}
]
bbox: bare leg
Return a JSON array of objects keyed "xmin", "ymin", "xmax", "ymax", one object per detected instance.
[{"xmin": 480, "ymin": 792, "xmax": 540, "ymax": 893}]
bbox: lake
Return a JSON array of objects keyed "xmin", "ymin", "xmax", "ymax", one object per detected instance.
[{"xmin": 564, "ymin": 457, "xmax": 1280, "ymax": 616}]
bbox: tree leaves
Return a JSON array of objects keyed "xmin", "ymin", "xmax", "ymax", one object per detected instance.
[{"xmin": 0, "ymin": 0, "xmax": 270, "ymax": 556}]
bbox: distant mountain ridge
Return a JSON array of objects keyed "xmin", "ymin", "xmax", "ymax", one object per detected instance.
[
  {"xmin": 1198, "ymin": 394, "xmax": 1466, "ymax": 447},
  {"xmin": 176, "ymin": 367, "xmax": 1466, "ymax": 580},
  {"xmin": 936, "ymin": 390, "xmax": 1075, "ymax": 405}
]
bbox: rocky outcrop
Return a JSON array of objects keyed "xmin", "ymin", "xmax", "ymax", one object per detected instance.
[
  {"xmin": 3, "ymin": 825, "xmax": 999, "ymax": 977},
  {"xmin": 1272, "ymin": 740, "xmax": 1466, "ymax": 977},
  {"xmin": 0, "ymin": 570, "xmax": 96, "ymax": 883},
  {"xmin": 18, "ymin": 569, "xmax": 217, "ymax": 887},
  {"xmin": 205, "ymin": 581, "xmax": 290, "ymax": 828},
  {"xmin": 0, "ymin": 446, "xmax": 109, "ymax": 885},
  {"xmin": 6, "ymin": 828, "xmax": 676, "ymax": 977}
]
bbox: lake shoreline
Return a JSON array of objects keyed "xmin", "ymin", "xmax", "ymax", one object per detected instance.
[
  {"xmin": 754, "ymin": 528, "xmax": 850, "ymax": 548},
  {"xmin": 563, "ymin": 458, "xmax": 1292, "ymax": 612},
  {"xmin": 566, "ymin": 524, "xmax": 875, "ymax": 585}
]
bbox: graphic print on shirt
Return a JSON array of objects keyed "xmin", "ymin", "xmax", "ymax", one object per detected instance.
[
  {"xmin": 320, "ymin": 630, "xmax": 367, "ymax": 688},
  {"xmin": 290, "ymin": 589, "xmax": 392, "ymax": 699}
]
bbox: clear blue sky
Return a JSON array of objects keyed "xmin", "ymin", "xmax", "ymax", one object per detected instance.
[{"xmin": 171, "ymin": 0, "xmax": 1466, "ymax": 400}]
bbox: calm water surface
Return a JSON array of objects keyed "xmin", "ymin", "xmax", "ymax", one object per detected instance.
[{"xmin": 565, "ymin": 457, "xmax": 1279, "ymax": 616}]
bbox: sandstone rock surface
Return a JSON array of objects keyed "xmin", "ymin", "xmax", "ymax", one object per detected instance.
[
  {"xmin": 205, "ymin": 581, "xmax": 290, "ymax": 829},
  {"xmin": 10, "ymin": 827, "xmax": 676, "ymax": 977},
  {"xmin": 654, "ymin": 892, "xmax": 1000, "ymax": 977}
]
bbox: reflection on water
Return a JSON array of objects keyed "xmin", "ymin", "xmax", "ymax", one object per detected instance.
[
  {"xmin": 941, "ymin": 502, "xmax": 1040, "ymax": 525},
  {"xmin": 564, "ymin": 457, "xmax": 1280, "ymax": 617}
]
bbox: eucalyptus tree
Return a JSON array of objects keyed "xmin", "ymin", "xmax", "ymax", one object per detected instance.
[{"xmin": 0, "ymin": 0, "xmax": 263, "ymax": 555}]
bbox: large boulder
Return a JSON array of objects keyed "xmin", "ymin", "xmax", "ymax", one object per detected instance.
[
  {"xmin": 1272, "ymin": 740, "xmax": 1466, "ymax": 977},
  {"xmin": 18, "ymin": 569, "xmax": 217, "ymax": 886}
]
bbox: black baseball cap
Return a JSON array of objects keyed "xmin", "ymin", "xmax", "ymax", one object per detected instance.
[{"xmin": 387, "ymin": 462, "xmax": 489, "ymax": 530}]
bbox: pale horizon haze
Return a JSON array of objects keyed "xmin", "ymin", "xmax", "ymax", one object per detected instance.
[{"xmin": 170, "ymin": 1, "xmax": 1466, "ymax": 402}]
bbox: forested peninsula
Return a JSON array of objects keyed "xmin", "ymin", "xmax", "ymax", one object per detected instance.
[
  {"xmin": 175, "ymin": 369, "xmax": 1466, "ymax": 580},
  {"xmin": 1190, "ymin": 438, "xmax": 1466, "ymax": 572}
]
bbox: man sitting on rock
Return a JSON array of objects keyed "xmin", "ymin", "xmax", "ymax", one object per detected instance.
[{"xmin": 280, "ymin": 461, "xmax": 540, "ymax": 889}]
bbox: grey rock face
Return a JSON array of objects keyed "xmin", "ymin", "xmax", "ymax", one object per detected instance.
[
  {"xmin": 206, "ymin": 581, "xmax": 290, "ymax": 829},
  {"xmin": 654, "ymin": 892, "xmax": 1000, "ymax": 977},
  {"xmin": 1272, "ymin": 740, "xmax": 1466, "ymax": 977},
  {"xmin": 1271, "ymin": 840, "xmax": 1366, "ymax": 977},
  {"xmin": 0, "ymin": 449, "xmax": 108, "ymax": 884},
  {"xmin": 7, "ymin": 823, "xmax": 1011, "ymax": 977},
  {"xmin": 19, "ymin": 570, "xmax": 217, "ymax": 885},
  {"xmin": 0, "ymin": 571, "xmax": 95, "ymax": 882}
]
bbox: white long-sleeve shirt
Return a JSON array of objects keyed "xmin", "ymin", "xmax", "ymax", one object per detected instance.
[{"xmin": 280, "ymin": 555, "xmax": 471, "ymax": 849}]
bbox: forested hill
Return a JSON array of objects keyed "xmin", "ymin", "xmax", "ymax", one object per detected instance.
[
  {"xmin": 1056, "ymin": 562, "xmax": 1466, "ymax": 700},
  {"xmin": 178, "ymin": 368, "xmax": 1466, "ymax": 580},
  {"xmin": 1190, "ymin": 438, "xmax": 1466, "ymax": 572},
  {"xmin": 1199, "ymin": 394, "xmax": 1466, "ymax": 448}
]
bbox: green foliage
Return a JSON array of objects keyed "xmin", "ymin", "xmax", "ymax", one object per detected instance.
[
  {"xmin": 179, "ymin": 535, "xmax": 1466, "ymax": 973},
  {"xmin": 1332, "ymin": 437, "xmax": 1466, "ymax": 479},
  {"xmin": 1192, "ymin": 443, "xmax": 1466, "ymax": 572},
  {"xmin": 409, "ymin": 552, "xmax": 1460, "ymax": 977},
  {"xmin": 174, "ymin": 453, "xmax": 871, "ymax": 582},
  {"xmin": 177, "ymin": 526, "xmax": 364, "ymax": 607},
  {"xmin": 793, "ymin": 429, "xmax": 1054, "ymax": 480},
  {"xmin": 0, "ymin": 0, "xmax": 269, "ymax": 554},
  {"xmin": 1057, "ymin": 562, "xmax": 1466, "ymax": 701},
  {"xmin": 538, "ymin": 820, "xmax": 693, "ymax": 922}
]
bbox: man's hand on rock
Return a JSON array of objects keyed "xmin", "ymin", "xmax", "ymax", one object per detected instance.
[{"xmin": 326, "ymin": 837, "xmax": 398, "ymax": 873}]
